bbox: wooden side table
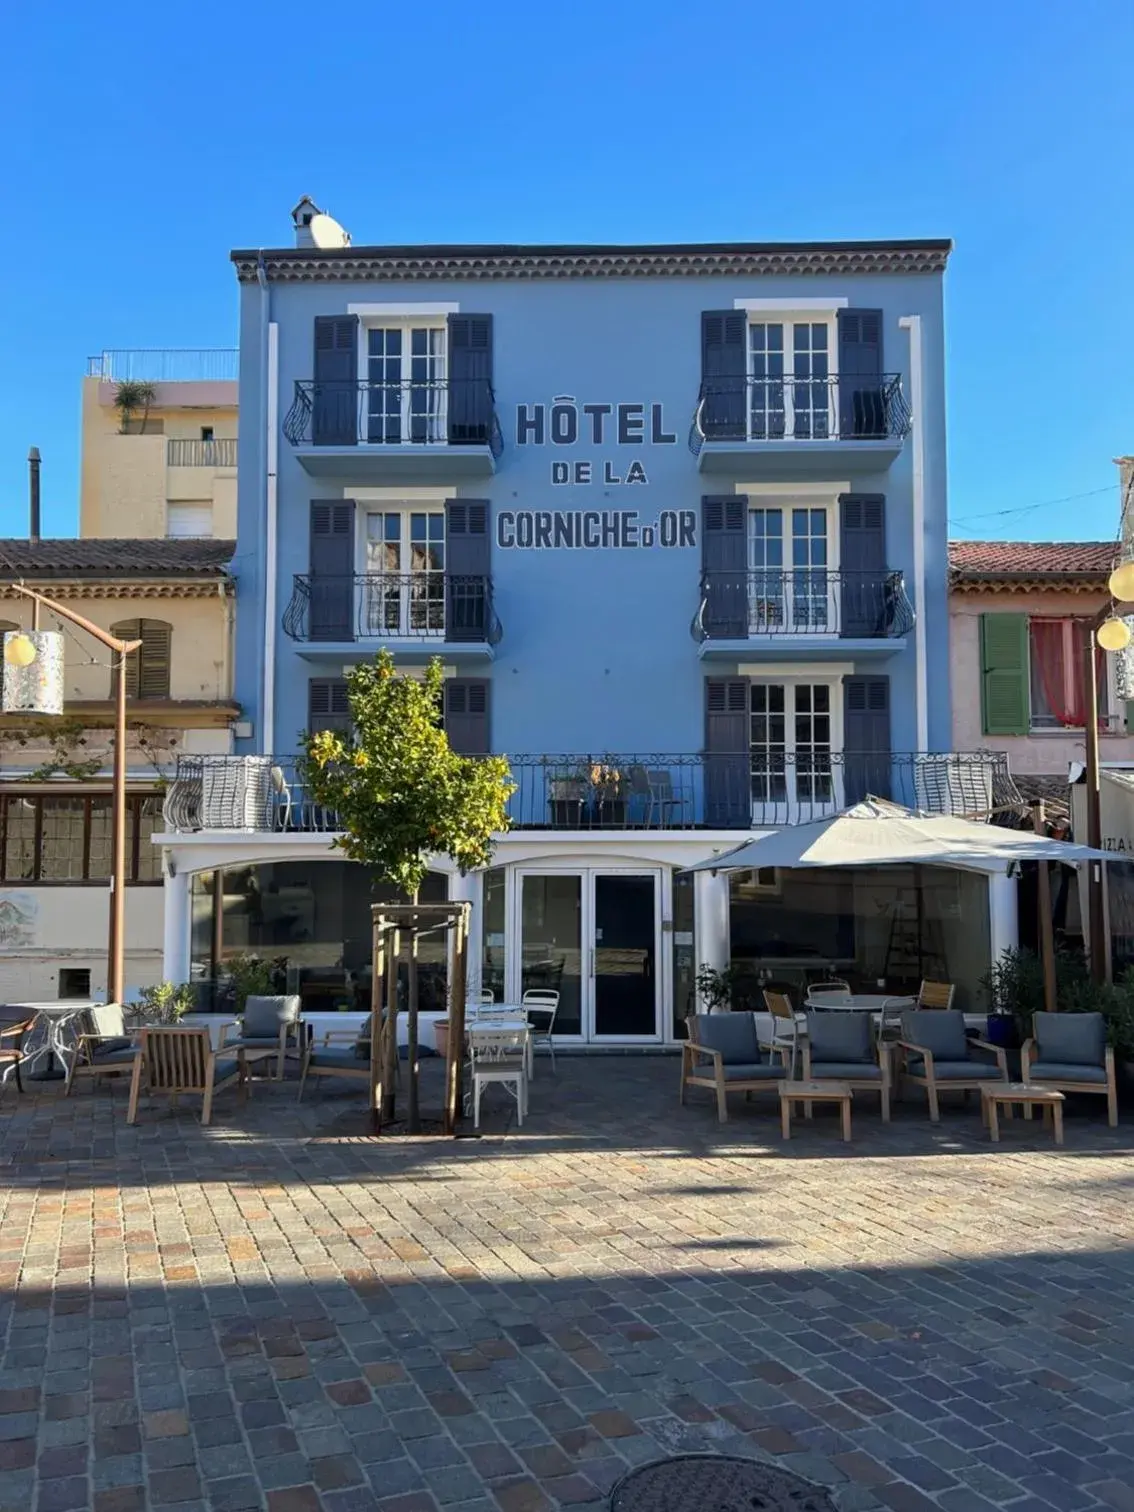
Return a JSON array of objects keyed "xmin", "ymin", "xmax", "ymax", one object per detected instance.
[
  {"xmin": 981, "ymin": 1083, "xmax": 1065, "ymax": 1146},
  {"xmin": 780, "ymin": 1080, "xmax": 853, "ymax": 1142}
]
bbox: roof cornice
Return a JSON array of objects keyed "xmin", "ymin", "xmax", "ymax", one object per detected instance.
[
  {"xmin": 950, "ymin": 573, "xmax": 1108, "ymax": 595},
  {"xmin": 231, "ymin": 239, "xmax": 952, "ymax": 284},
  {"xmin": 0, "ymin": 580, "xmax": 233, "ymax": 600}
]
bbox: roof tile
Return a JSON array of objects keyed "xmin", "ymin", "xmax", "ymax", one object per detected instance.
[
  {"xmin": 0, "ymin": 539, "xmax": 234, "ymax": 579},
  {"xmin": 948, "ymin": 540, "xmax": 1118, "ymax": 579}
]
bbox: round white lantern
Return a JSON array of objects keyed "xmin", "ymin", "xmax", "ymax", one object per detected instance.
[{"xmin": 2, "ymin": 630, "xmax": 65, "ymax": 716}]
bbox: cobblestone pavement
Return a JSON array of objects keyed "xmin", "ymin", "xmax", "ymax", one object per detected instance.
[{"xmin": 2, "ymin": 1054, "xmax": 1134, "ymax": 1512}]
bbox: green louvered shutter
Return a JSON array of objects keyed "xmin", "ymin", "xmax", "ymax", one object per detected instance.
[{"xmin": 980, "ymin": 613, "xmax": 1029, "ymax": 735}]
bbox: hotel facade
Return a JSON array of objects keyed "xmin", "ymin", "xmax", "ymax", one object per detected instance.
[{"xmin": 156, "ymin": 213, "xmax": 1018, "ymax": 1036}]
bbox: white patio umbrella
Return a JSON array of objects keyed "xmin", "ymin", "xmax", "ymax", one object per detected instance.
[
  {"xmin": 684, "ymin": 799, "xmax": 1111, "ymax": 876},
  {"xmin": 684, "ymin": 800, "xmax": 1112, "ymax": 1013}
]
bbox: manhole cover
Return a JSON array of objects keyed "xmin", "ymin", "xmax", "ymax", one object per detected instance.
[{"xmin": 610, "ymin": 1454, "xmax": 837, "ymax": 1512}]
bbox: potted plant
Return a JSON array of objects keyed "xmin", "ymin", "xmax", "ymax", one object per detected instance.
[
  {"xmin": 548, "ymin": 767, "xmax": 587, "ymax": 826},
  {"xmin": 113, "ymin": 380, "xmax": 157, "ymax": 435},
  {"xmin": 433, "ymin": 1017, "xmax": 450, "ymax": 1060},
  {"xmin": 132, "ymin": 981, "xmax": 194, "ymax": 1026},
  {"xmin": 694, "ymin": 963, "xmax": 744, "ymax": 1014}
]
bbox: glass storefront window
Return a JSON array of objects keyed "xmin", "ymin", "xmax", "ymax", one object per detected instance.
[
  {"xmin": 188, "ymin": 862, "xmax": 448, "ymax": 1013},
  {"xmin": 482, "ymin": 867, "xmax": 506, "ymax": 1001},
  {"xmin": 671, "ymin": 870, "xmax": 696, "ymax": 1037}
]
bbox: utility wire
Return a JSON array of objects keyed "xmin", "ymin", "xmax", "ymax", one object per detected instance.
[{"xmin": 951, "ymin": 485, "xmax": 1114, "ymax": 528}]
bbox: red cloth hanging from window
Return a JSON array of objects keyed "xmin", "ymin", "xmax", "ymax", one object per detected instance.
[{"xmin": 1031, "ymin": 619, "xmax": 1104, "ymax": 727}]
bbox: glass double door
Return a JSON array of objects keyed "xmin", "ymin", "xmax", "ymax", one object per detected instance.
[{"xmin": 517, "ymin": 869, "xmax": 660, "ymax": 1041}]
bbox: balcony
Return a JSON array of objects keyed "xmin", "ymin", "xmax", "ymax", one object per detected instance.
[
  {"xmin": 282, "ymin": 573, "xmax": 500, "ymax": 659},
  {"xmin": 689, "ymin": 375, "xmax": 911, "ymax": 479},
  {"xmin": 694, "ymin": 569, "xmax": 914, "ymax": 660},
  {"xmin": 283, "ymin": 379, "xmax": 503, "ymax": 484},
  {"xmin": 167, "ymin": 438, "xmax": 238, "ymax": 468},
  {"xmin": 87, "ymin": 349, "xmax": 239, "ymax": 383},
  {"xmin": 162, "ymin": 752, "xmax": 1018, "ymax": 835}
]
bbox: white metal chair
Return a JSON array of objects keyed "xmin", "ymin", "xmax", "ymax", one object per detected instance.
[
  {"xmin": 761, "ymin": 989, "xmax": 801, "ymax": 1077},
  {"xmin": 478, "ymin": 990, "xmax": 496, "ymax": 1005},
  {"xmin": 466, "ymin": 1027, "xmax": 527, "ymax": 1128},
  {"xmin": 521, "ymin": 989, "xmax": 559, "ymax": 1075}
]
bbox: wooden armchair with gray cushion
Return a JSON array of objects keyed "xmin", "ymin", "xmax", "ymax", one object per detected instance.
[
  {"xmin": 65, "ymin": 1004, "xmax": 140, "ymax": 1096},
  {"xmin": 896, "ymin": 1009, "xmax": 1007, "ymax": 1122},
  {"xmin": 802, "ymin": 1010, "xmax": 891, "ymax": 1122},
  {"xmin": 1022, "ymin": 1012, "xmax": 1117, "ymax": 1127},
  {"xmin": 219, "ymin": 995, "xmax": 302, "ymax": 1080},
  {"xmin": 297, "ymin": 1014, "xmax": 398, "ymax": 1100},
  {"xmin": 680, "ymin": 1012, "xmax": 785, "ymax": 1123}
]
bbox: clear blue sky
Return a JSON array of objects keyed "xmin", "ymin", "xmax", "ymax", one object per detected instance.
[{"xmin": 1, "ymin": 0, "xmax": 1131, "ymax": 542}]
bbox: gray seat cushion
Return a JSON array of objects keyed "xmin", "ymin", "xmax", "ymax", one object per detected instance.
[
  {"xmin": 212, "ymin": 1058, "xmax": 241, "ymax": 1081},
  {"xmin": 900, "ymin": 1010, "xmax": 968, "ymax": 1061},
  {"xmin": 225, "ymin": 1036, "xmax": 280, "ymax": 1051},
  {"xmin": 242, "ymin": 995, "xmax": 301, "ymax": 1039},
  {"xmin": 722, "ymin": 1062, "xmax": 784, "ymax": 1081},
  {"xmin": 89, "ymin": 1045, "xmax": 137, "ymax": 1065},
  {"xmin": 1034, "ymin": 1012, "xmax": 1106, "ymax": 1067},
  {"xmin": 308, "ymin": 1048, "xmax": 368, "ymax": 1071},
  {"xmin": 93, "ymin": 1037, "xmax": 134, "ymax": 1056},
  {"xmin": 807, "ymin": 1061, "xmax": 883, "ymax": 1082},
  {"xmin": 806, "ymin": 1011, "xmax": 874, "ymax": 1065},
  {"xmin": 906, "ymin": 1056, "xmax": 1001, "ymax": 1081},
  {"xmin": 1029, "ymin": 1060, "xmax": 1108, "ymax": 1085},
  {"xmin": 694, "ymin": 1013, "xmax": 761, "ymax": 1064}
]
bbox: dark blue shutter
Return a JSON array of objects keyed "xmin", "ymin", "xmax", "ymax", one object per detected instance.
[
  {"xmin": 445, "ymin": 499, "xmax": 490, "ymax": 642},
  {"xmin": 842, "ymin": 675, "xmax": 891, "ymax": 804},
  {"xmin": 447, "ymin": 315, "xmax": 493, "ymax": 444},
  {"xmin": 444, "ymin": 679, "xmax": 490, "ymax": 755},
  {"xmin": 837, "ymin": 309, "xmax": 884, "ymax": 438},
  {"xmin": 704, "ymin": 677, "xmax": 750, "ymax": 826},
  {"xmin": 309, "ymin": 500, "xmax": 355, "ymax": 641},
  {"xmin": 701, "ymin": 497, "xmax": 748, "ymax": 639},
  {"xmin": 308, "ymin": 678, "xmax": 351, "ymax": 735},
  {"xmin": 313, "ymin": 316, "xmax": 358, "ymax": 446},
  {"xmin": 839, "ymin": 494, "xmax": 887, "ymax": 636},
  {"xmin": 700, "ymin": 312, "xmax": 746, "ymax": 440}
]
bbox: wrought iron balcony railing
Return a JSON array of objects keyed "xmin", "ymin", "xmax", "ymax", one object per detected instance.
[
  {"xmin": 689, "ymin": 374, "xmax": 912, "ymax": 454},
  {"xmin": 693, "ymin": 570, "xmax": 915, "ymax": 641},
  {"xmin": 87, "ymin": 349, "xmax": 239, "ymax": 383},
  {"xmin": 162, "ymin": 752, "xmax": 1019, "ymax": 835},
  {"xmin": 283, "ymin": 378, "xmax": 504, "ymax": 456},
  {"xmin": 166, "ymin": 437, "xmax": 238, "ymax": 467},
  {"xmin": 282, "ymin": 573, "xmax": 502, "ymax": 645}
]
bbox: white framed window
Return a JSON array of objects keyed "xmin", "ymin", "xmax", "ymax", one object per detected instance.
[
  {"xmin": 747, "ymin": 504, "xmax": 833, "ymax": 632},
  {"xmin": 750, "ymin": 680, "xmax": 841, "ymax": 818},
  {"xmin": 363, "ymin": 508, "xmax": 446, "ymax": 635},
  {"xmin": 363, "ymin": 322, "xmax": 447, "ymax": 444},
  {"xmin": 747, "ymin": 317, "xmax": 834, "ymax": 441},
  {"xmin": 1028, "ymin": 618, "xmax": 1118, "ymax": 731}
]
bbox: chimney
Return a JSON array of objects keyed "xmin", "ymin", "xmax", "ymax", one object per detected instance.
[
  {"xmin": 291, "ymin": 196, "xmax": 323, "ymax": 249},
  {"xmin": 28, "ymin": 447, "xmax": 40, "ymax": 543}
]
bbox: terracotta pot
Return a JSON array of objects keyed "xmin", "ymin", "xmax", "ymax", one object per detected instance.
[{"xmin": 433, "ymin": 1019, "xmax": 450, "ymax": 1060}]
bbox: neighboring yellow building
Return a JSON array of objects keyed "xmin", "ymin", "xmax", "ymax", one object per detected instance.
[
  {"xmin": 0, "ymin": 538, "xmax": 237, "ymax": 1001},
  {"xmin": 80, "ymin": 349, "xmax": 238, "ymax": 539}
]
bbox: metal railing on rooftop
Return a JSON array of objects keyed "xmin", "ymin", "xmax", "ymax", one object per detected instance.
[
  {"xmin": 162, "ymin": 752, "xmax": 1020, "ymax": 835},
  {"xmin": 166, "ymin": 438, "xmax": 238, "ymax": 467},
  {"xmin": 87, "ymin": 349, "xmax": 239, "ymax": 383}
]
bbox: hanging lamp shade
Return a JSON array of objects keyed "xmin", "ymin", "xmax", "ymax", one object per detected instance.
[
  {"xmin": 1097, "ymin": 617, "xmax": 1133, "ymax": 653},
  {"xmin": 2, "ymin": 630, "xmax": 64, "ymax": 715},
  {"xmin": 1109, "ymin": 560, "xmax": 1134, "ymax": 604},
  {"xmin": 1116, "ymin": 625, "xmax": 1134, "ymax": 700}
]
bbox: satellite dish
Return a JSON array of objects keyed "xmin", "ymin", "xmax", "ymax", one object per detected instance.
[{"xmin": 309, "ymin": 213, "xmax": 351, "ymax": 249}]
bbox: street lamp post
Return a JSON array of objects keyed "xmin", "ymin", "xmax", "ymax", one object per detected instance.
[
  {"xmin": 2, "ymin": 586, "xmax": 141, "ymax": 1004},
  {"xmin": 1083, "ymin": 571, "xmax": 1134, "ymax": 983}
]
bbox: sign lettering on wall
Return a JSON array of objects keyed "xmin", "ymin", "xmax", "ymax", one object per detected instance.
[
  {"xmin": 516, "ymin": 395, "xmax": 678, "ymax": 487},
  {"xmin": 497, "ymin": 509, "xmax": 696, "ymax": 551}
]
